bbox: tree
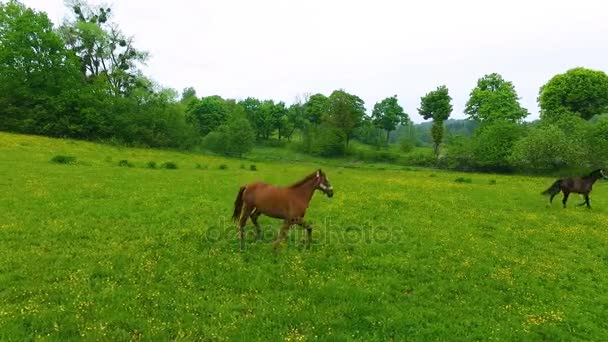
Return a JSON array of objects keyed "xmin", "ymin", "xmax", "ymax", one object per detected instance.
[
  {"xmin": 271, "ymin": 101, "xmax": 288, "ymax": 141},
  {"xmin": 185, "ymin": 95, "xmax": 228, "ymax": 135},
  {"xmin": 371, "ymin": 95, "xmax": 409, "ymax": 143},
  {"xmin": 0, "ymin": 0, "xmax": 82, "ymax": 135},
  {"xmin": 303, "ymin": 93, "xmax": 328, "ymax": 125},
  {"xmin": 538, "ymin": 67, "xmax": 608, "ymax": 121},
  {"xmin": 325, "ymin": 89, "xmax": 366, "ymax": 148},
  {"xmin": 418, "ymin": 85, "xmax": 452, "ymax": 154},
  {"xmin": 284, "ymin": 103, "xmax": 306, "ymax": 141},
  {"xmin": 465, "ymin": 73, "xmax": 528, "ymax": 123},
  {"xmin": 180, "ymin": 87, "xmax": 197, "ymax": 105},
  {"xmin": 59, "ymin": 0, "xmax": 148, "ymax": 96}
]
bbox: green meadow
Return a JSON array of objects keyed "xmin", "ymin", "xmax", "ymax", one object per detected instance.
[{"xmin": 1, "ymin": 132, "xmax": 608, "ymax": 341}]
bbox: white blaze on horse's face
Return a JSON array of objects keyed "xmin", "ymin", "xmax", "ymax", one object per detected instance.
[{"xmin": 316, "ymin": 171, "xmax": 334, "ymax": 198}]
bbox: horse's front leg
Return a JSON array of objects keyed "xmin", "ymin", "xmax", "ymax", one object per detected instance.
[
  {"xmin": 301, "ymin": 222, "xmax": 313, "ymax": 249},
  {"xmin": 562, "ymin": 192, "xmax": 570, "ymax": 208},
  {"xmin": 585, "ymin": 194, "xmax": 592, "ymax": 209}
]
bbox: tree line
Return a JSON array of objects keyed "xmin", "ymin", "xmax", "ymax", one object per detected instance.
[{"xmin": 2, "ymin": 0, "xmax": 608, "ymax": 173}]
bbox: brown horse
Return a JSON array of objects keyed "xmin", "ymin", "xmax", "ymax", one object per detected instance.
[
  {"xmin": 542, "ymin": 168, "xmax": 608, "ymax": 208},
  {"xmin": 232, "ymin": 169, "xmax": 333, "ymax": 250}
]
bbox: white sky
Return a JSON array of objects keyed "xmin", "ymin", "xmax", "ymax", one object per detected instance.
[{"xmin": 21, "ymin": 0, "xmax": 608, "ymax": 122}]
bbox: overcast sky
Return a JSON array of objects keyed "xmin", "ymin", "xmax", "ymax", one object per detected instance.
[{"xmin": 21, "ymin": 0, "xmax": 608, "ymax": 122}]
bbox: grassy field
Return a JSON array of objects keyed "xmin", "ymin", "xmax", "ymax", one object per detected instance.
[{"xmin": 1, "ymin": 132, "xmax": 608, "ymax": 340}]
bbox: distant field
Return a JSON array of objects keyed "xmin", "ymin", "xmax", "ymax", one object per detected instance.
[{"xmin": 1, "ymin": 132, "xmax": 608, "ymax": 340}]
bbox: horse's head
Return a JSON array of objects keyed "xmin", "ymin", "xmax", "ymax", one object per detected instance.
[{"xmin": 315, "ymin": 169, "xmax": 333, "ymax": 198}]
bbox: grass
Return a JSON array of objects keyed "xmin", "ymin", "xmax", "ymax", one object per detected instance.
[{"xmin": 1, "ymin": 132, "xmax": 608, "ymax": 340}]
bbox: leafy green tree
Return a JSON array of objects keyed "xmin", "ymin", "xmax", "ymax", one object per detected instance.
[
  {"xmin": 355, "ymin": 117, "xmax": 385, "ymax": 149},
  {"xmin": 180, "ymin": 87, "xmax": 197, "ymax": 105},
  {"xmin": 465, "ymin": 73, "xmax": 528, "ymax": 123},
  {"xmin": 538, "ymin": 67, "xmax": 608, "ymax": 121},
  {"xmin": 222, "ymin": 109, "xmax": 255, "ymax": 157},
  {"xmin": 303, "ymin": 93, "xmax": 328, "ymax": 125},
  {"xmin": 371, "ymin": 95, "xmax": 409, "ymax": 143},
  {"xmin": 0, "ymin": 0, "xmax": 82, "ymax": 134},
  {"xmin": 284, "ymin": 103, "xmax": 307, "ymax": 141},
  {"xmin": 326, "ymin": 90, "xmax": 366, "ymax": 148},
  {"xmin": 59, "ymin": 0, "xmax": 148, "ymax": 96},
  {"xmin": 185, "ymin": 95, "xmax": 228, "ymax": 135},
  {"xmin": 239, "ymin": 97, "xmax": 262, "ymax": 139},
  {"xmin": 271, "ymin": 101, "xmax": 288, "ymax": 141},
  {"xmin": 418, "ymin": 85, "xmax": 453, "ymax": 154},
  {"xmin": 257, "ymin": 100, "xmax": 278, "ymax": 140},
  {"xmin": 204, "ymin": 107, "xmax": 255, "ymax": 157}
]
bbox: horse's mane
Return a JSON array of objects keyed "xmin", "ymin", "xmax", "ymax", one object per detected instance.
[
  {"xmin": 588, "ymin": 169, "xmax": 603, "ymax": 176},
  {"xmin": 289, "ymin": 170, "xmax": 321, "ymax": 188}
]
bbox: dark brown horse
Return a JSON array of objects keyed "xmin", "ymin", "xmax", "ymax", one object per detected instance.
[
  {"xmin": 232, "ymin": 169, "xmax": 333, "ymax": 250},
  {"xmin": 542, "ymin": 168, "xmax": 608, "ymax": 208}
]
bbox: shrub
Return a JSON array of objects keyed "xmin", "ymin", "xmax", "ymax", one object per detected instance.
[
  {"xmin": 250, "ymin": 164, "xmax": 257, "ymax": 171},
  {"xmin": 118, "ymin": 160, "xmax": 134, "ymax": 167},
  {"xmin": 454, "ymin": 177, "xmax": 472, "ymax": 183},
  {"xmin": 203, "ymin": 109, "xmax": 255, "ymax": 157},
  {"xmin": 195, "ymin": 163, "xmax": 207, "ymax": 170},
  {"xmin": 219, "ymin": 164, "xmax": 228, "ymax": 170},
  {"xmin": 161, "ymin": 162, "xmax": 178, "ymax": 169},
  {"xmin": 399, "ymin": 137, "xmax": 415, "ymax": 153},
  {"xmin": 50, "ymin": 155, "xmax": 76, "ymax": 164},
  {"xmin": 470, "ymin": 121, "xmax": 525, "ymax": 173},
  {"xmin": 147, "ymin": 161, "xmax": 157, "ymax": 169},
  {"xmin": 510, "ymin": 124, "xmax": 585, "ymax": 172}
]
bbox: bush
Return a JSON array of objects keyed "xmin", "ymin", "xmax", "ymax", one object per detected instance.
[
  {"xmin": 442, "ymin": 136, "xmax": 475, "ymax": 171},
  {"xmin": 454, "ymin": 177, "xmax": 472, "ymax": 183},
  {"xmin": 118, "ymin": 160, "xmax": 134, "ymax": 167},
  {"xmin": 250, "ymin": 164, "xmax": 257, "ymax": 171},
  {"xmin": 401, "ymin": 150, "xmax": 437, "ymax": 167},
  {"xmin": 147, "ymin": 161, "xmax": 157, "ymax": 169},
  {"xmin": 219, "ymin": 164, "xmax": 228, "ymax": 170},
  {"xmin": 50, "ymin": 155, "xmax": 76, "ymax": 164},
  {"xmin": 585, "ymin": 116, "xmax": 608, "ymax": 166},
  {"xmin": 203, "ymin": 109, "xmax": 255, "ymax": 157},
  {"xmin": 161, "ymin": 162, "xmax": 178, "ymax": 169},
  {"xmin": 352, "ymin": 148, "xmax": 400, "ymax": 163},
  {"xmin": 510, "ymin": 124, "xmax": 585, "ymax": 172},
  {"xmin": 195, "ymin": 163, "xmax": 207, "ymax": 170},
  {"xmin": 300, "ymin": 124, "xmax": 347, "ymax": 157},
  {"xmin": 470, "ymin": 121, "xmax": 525, "ymax": 172},
  {"xmin": 399, "ymin": 137, "xmax": 415, "ymax": 153}
]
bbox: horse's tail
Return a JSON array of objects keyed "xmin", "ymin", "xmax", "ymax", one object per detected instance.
[
  {"xmin": 232, "ymin": 186, "xmax": 246, "ymax": 221},
  {"xmin": 542, "ymin": 180, "xmax": 562, "ymax": 196}
]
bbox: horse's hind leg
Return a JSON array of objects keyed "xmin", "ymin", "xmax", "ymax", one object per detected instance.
[
  {"xmin": 239, "ymin": 205, "xmax": 254, "ymax": 251},
  {"xmin": 550, "ymin": 192, "xmax": 558, "ymax": 204},
  {"xmin": 273, "ymin": 220, "xmax": 292, "ymax": 251},
  {"xmin": 250, "ymin": 209, "xmax": 263, "ymax": 240}
]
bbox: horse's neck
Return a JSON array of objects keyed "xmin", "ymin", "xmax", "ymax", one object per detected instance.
[
  {"xmin": 291, "ymin": 177, "xmax": 317, "ymax": 203},
  {"xmin": 588, "ymin": 174, "xmax": 602, "ymax": 184}
]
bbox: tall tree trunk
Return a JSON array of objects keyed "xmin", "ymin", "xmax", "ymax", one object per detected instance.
[{"xmin": 386, "ymin": 130, "xmax": 390, "ymax": 144}]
